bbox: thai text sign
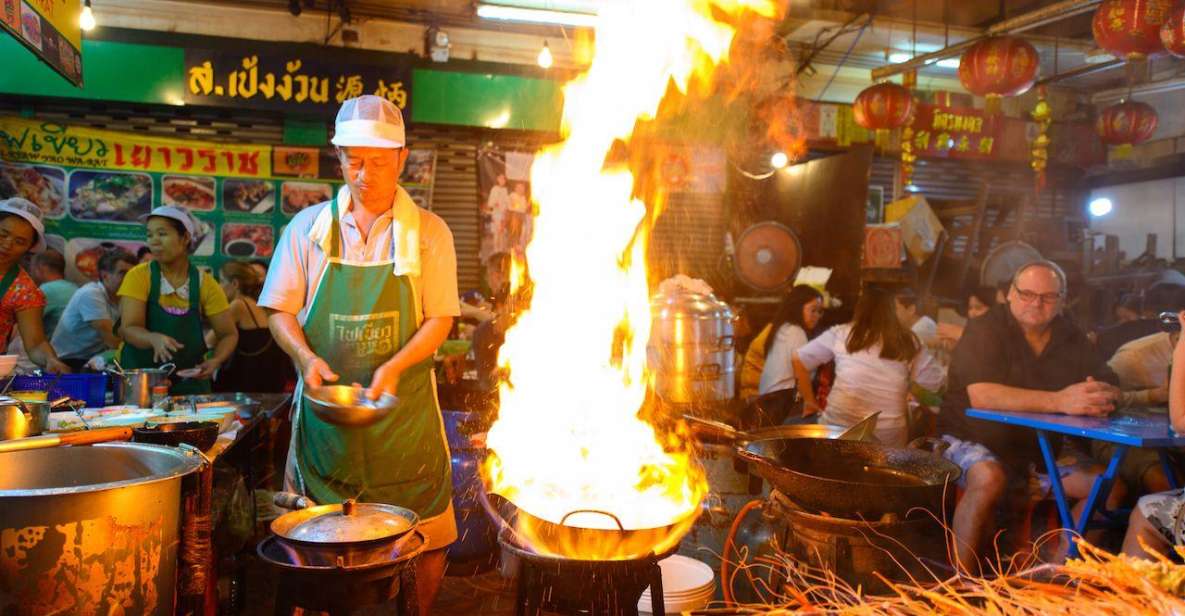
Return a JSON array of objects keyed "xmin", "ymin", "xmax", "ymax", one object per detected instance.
[
  {"xmin": 183, "ymin": 49, "xmax": 412, "ymax": 115},
  {"xmin": 908, "ymin": 103, "xmax": 1000, "ymax": 159},
  {"xmin": 0, "ymin": 116, "xmax": 272, "ymax": 178}
]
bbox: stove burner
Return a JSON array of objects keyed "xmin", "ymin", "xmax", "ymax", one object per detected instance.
[
  {"xmin": 257, "ymin": 532, "xmax": 426, "ymax": 615},
  {"xmin": 499, "ymin": 529, "xmax": 673, "ymax": 616}
]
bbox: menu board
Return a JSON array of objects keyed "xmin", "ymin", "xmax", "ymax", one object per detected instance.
[
  {"xmin": 0, "ymin": 116, "xmax": 437, "ymax": 282},
  {"xmin": 1, "ymin": 0, "xmax": 82, "ymax": 85}
]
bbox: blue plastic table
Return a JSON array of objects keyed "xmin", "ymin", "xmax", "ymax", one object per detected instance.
[{"xmin": 965, "ymin": 407, "xmax": 1185, "ymax": 558}]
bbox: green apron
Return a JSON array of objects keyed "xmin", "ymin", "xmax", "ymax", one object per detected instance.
[
  {"xmin": 289, "ymin": 199, "xmax": 451, "ymax": 517},
  {"xmin": 119, "ymin": 261, "xmax": 211, "ymax": 395}
]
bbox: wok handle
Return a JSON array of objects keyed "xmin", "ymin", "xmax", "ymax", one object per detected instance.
[
  {"xmin": 273, "ymin": 491, "xmax": 315, "ymax": 510},
  {"xmin": 560, "ymin": 509, "xmax": 626, "ymax": 532},
  {"xmin": 59, "ymin": 427, "xmax": 133, "ymax": 446}
]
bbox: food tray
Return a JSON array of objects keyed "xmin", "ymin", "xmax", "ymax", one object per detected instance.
[
  {"xmin": 160, "ymin": 392, "xmax": 260, "ymax": 418},
  {"xmin": 9, "ymin": 373, "xmax": 109, "ymax": 406}
]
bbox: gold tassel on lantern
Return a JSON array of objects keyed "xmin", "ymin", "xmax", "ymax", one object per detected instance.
[
  {"xmin": 901, "ymin": 126, "xmax": 916, "ymax": 189},
  {"xmin": 985, "ymin": 93, "xmax": 1004, "ymax": 115},
  {"xmin": 1030, "ymin": 86, "xmax": 1052, "ymax": 192}
]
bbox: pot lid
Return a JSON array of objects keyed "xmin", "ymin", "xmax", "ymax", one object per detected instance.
[{"xmin": 284, "ymin": 500, "xmax": 417, "ymax": 543}]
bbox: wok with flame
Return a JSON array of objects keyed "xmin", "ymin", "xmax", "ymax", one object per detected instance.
[{"xmin": 476, "ymin": 0, "xmax": 785, "ymax": 562}]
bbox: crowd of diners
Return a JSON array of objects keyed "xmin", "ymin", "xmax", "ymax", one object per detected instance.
[
  {"xmin": 740, "ymin": 260, "xmax": 1185, "ymax": 572},
  {"xmin": 0, "ymin": 197, "xmax": 294, "ymax": 394}
]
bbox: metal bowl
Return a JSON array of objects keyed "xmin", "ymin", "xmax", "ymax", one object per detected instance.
[{"xmin": 303, "ymin": 385, "xmax": 399, "ymax": 428}]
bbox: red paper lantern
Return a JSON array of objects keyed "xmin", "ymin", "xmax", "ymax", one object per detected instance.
[
  {"xmin": 1160, "ymin": 3, "xmax": 1185, "ymax": 58},
  {"xmin": 1093, "ymin": 0, "xmax": 1172, "ymax": 59},
  {"xmin": 1096, "ymin": 100, "xmax": 1159, "ymax": 147},
  {"xmin": 957, "ymin": 36, "xmax": 1039, "ymax": 110},
  {"xmin": 852, "ymin": 82, "xmax": 914, "ymax": 131}
]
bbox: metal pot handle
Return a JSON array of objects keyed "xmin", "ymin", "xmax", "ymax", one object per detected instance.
[
  {"xmin": 718, "ymin": 335, "xmax": 735, "ymax": 351},
  {"xmin": 697, "ymin": 363, "xmax": 722, "ymax": 379},
  {"xmin": 159, "ymin": 362, "xmax": 177, "ymax": 375},
  {"xmin": 560, "ymin": 509, "xmax": 626, "ymax": 533},
  {"xmin": 733, "ymin": 446, "xmax": 780, "ymax": 474}
]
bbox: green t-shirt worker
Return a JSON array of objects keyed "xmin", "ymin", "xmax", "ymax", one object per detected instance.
[{"xmin": 259, "ymin": 95, "xmax": 460, "ymax": 614}]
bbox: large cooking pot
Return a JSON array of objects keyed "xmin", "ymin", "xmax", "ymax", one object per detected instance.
[
  {"xmin": 112, "ymin": 363, "xmax": 175, "ymax": 408},
  {"xmin": 270, "ymin": 493, "xmax": 420, "ymax": 567},
  {"xmin": 0, "ymin": 395, "xmax": 74, "ymax": 441},
  {"xmin": 648, "ymin": 290, "xmax": 736, "ymax": 403},
  {"xmin": 736, "ymin": 438, "xmax": 961, "ymax": 519},
  {"xmin": 0, "ymin": 442, "xmax": 203, "ymax": 614},
  {"xmin": 483, "ymin": 492, "xmax": 698, "ymax": 561}
]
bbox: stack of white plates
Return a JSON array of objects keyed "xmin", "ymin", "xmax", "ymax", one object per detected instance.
[{"xmin": 637, "ymin": 554, "xmax": 715, "ymax": 615}]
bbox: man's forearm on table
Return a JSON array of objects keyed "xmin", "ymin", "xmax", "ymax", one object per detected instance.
[{"xmin": 967, "ymin": 383, "xmax": 1057, "ymax": 413}]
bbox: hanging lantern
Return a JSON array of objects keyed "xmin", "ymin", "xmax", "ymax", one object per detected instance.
[
  {"xmin": 1096, "ymin": 100, "xmax": 1158, "ymax": 158},
  {"xmin": 957, "ymin": 36, "xmax": 1039, "ymax": 114},
  {"xmin": 1093, "ymin": 0, "xmax": 1172, "ymax": 59},
  {"xmin": 1160, "ymin": 3, "xmax": 1185, "ymax": 58},
  {"xmin": 1030, "ymin": 87, "xmax": 1053, "ymax": 193},
  {"xmin": 852, "ymin": 81, "xmax": 914, "ymax": 148}
]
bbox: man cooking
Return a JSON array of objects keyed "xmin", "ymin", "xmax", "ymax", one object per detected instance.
[{"xmin": 259, "ymin": 95, "xmax": 458, "ymax": 613}]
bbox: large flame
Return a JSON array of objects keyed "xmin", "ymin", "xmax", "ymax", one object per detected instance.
[{"xmin": 482, "ymin": 0, "xmax": 776, "ymax": 560}]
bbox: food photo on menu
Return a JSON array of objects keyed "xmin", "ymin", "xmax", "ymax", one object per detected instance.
[
  {"xmin": 162, "ymin": 175, "xmax": 216, "ymax": 211},
  {"xmin": 65, "ymin": 238, "xmax": 148, "ymax": 282},
  {"xmin": 67, "ymin": 170, "xmax": 153, "ymax": 222},
  {"xmin": 222, "ymin": 179, "xmax": 275, "ymax": 213},
  {"xmin": 281, "ymin": 181, "xmax": 333, "ymax": 216},
  {"xmin": 0, "ymin": 164, "xmax": 66, "ymax": 218},
  {"xmin": 221, "ymin": 223, "xmax": 275, "ymax": 258}
]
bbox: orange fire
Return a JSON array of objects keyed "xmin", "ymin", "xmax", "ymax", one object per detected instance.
[{"xmin": 482, "ymin": 0, "xmax": 777, "ymax": 560}]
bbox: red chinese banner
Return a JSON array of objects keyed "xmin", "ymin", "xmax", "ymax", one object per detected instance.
[{"xmin": 908, "ymin": 103, "xmax": 1001, "ymax": 160}]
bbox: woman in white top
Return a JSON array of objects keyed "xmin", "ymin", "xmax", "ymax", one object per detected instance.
[
  {"xmin": 792, "ymin": 284, "xmax": 944, "ymax": 447},
  {"xmin": 746, "ymin": 285, "xmax": 825, "ymax": 427}
]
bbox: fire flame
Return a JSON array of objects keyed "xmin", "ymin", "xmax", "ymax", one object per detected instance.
[{"xmin": 482, "ymin": 0, "xmax": 777, "ymax": 560}]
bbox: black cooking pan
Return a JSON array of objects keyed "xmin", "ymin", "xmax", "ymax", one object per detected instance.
[{"xmin": 735, "ymin": 437, "xmax": 960, "ymax": 519}]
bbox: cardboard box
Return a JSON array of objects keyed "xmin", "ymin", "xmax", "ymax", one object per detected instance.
[
  {"xmin": 862, "ymin": 224, "xmax": 903, "ymax": 269},
  {"xmin": 886, "ymin": 195, "xmax": 945, "ymax": 265}
]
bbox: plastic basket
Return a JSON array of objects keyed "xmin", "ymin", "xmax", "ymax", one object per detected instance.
[{"xmin": 9, "ymin": 373, "xmax": 109, "ymax": 407}]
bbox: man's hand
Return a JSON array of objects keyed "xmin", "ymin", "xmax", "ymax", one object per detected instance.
[
  {"xmin": 150, "ymin": 333, "xmax": 183, "ymax": 363},
  {"xmin": 365, "ymin": 361, "xmax": 402, "ymax": 401},
  {"xmin": 45, "ymin": 357, "xmax": 71, "ymax": 374},
  {"xmin": 1057, "ymin": 377, "xmax": 1119, "ymax": 416},
  {"xmin": 302, "ymin": 355, "xmax": 339, "ymax": 388}
]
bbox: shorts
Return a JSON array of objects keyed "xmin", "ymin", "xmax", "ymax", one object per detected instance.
[
  {"xmin": 940, "ymin": 434, "xmax": 1093, "ymax": 499},
  {"xmin": 1137, "ymin": 489, "xmax": 1185, "ymax": 545}
]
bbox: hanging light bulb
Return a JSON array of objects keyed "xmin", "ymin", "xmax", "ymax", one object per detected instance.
[
  {"xmin": 537, "ymin": 41, "xmax": 553, "ymax": 69},
  {"xmin": 770, "ymin": 151, "xmax": 789, "ymax": 169},
  {"xmin": 80, "ymin": 0, "xmax": 96, "ymax": 31}
]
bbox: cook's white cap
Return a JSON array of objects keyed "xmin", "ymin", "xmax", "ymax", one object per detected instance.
[
  {"xmin": 331, "ymin": 95, "xmax": 406, "ymax": 149},
  {"xmin": 0, "ymin": 197, "xmax": 46, "ymax": 254},
  {"xmin": 143, "ymin": 205, "xmax": 199, "ymax": 250}
]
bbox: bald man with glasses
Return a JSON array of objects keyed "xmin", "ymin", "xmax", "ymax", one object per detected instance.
[{"xmin": 937, "ymin": 260, "xmax": 1124, "ymax": 573}]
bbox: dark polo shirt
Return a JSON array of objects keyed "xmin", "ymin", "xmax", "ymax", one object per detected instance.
[{"xmin": 939, "ymin": 304, "xmax": 1118, "ymax": 471}]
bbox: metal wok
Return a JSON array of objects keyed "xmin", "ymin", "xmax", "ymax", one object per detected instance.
[
  {"xmin": 270, "ymin": 492, "xmax": 420, "ymax": 567},
  {"xmin": 482, "ymin": 492, "xmax": 696, "ymax": 561},
  {"xmin": 735, "ymin": 437, "xmax": 961, "ymax": 518}
]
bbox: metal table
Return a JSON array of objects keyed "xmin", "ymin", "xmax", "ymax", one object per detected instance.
[{"xmin": 965, "ymin": 407, "xmax": 1185, "ymax": 558}]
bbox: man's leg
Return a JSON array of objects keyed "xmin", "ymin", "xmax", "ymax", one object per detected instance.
[
  {"xmin": 414, "ymin": 548, "xmax": 448, "ymax": 616},
  {"xmin": 1056, "ymin": 465, "xmax": 1127, "ymax": 559},
  {"xmin": 952, "ymin": 459, "xmax": 1008, "ymax": 574}
]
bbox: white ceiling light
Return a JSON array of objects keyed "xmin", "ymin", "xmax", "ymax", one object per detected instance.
[
  {"xmin": 935, "ymin": 58, "xmax": 960, "ymax": 69},
  {"xmin": 770, "ymin": 151, "xmax": 789, "ymax": 169},
  {"xmin": 888, "ymin": 52, "xmax": 912, "ymax": 64},
  {"xmin": 80, "ymin": 0, "xmax": 96, "ymax": 31},
  {"xmin": 1089, "ymin": 197, "xmax": 1113, "ymax": 217},
  {"xmin": 537, "ymin": 41, "xmax": 553, "ymax": 69},
  {"xmin": 476, "ymin": 3, "xmax": 598, "ymax": 27}
]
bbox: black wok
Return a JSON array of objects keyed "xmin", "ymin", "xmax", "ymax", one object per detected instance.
[{"xmin": 735, "ymin": 437, "xmax": 960, "ymax": 518}]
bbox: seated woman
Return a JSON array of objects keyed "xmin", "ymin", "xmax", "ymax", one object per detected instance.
[
  {"xmin": 213, "ymin": 261, "xmax": 294, "ymax": 393},
  {"xmin": 0, "ymin": 198, "xmax": 69, "ymax": 373},
  {"xmin": 118, "ymin": 206, "xmax": 238, "ymax": 394},
  {"xmin": 747, "ymin": 285, "xmax": 824, "ymax": 425},
  {"xmin": 1123, "ymin": 310, "xmax": 1185, "ymax": 559},
  {"xmin": 792, "ymin": 283, "xmax": 944, "ymax": 447}
]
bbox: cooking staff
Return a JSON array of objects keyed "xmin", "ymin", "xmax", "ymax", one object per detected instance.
[
  {"xmin": 259, "ymin": 95, "xmax": 459, "ymax": 614},
  {"xmin": 0, "ymin": 198, "xmax": 69, "ymax": 373},
  {"xmin": 118, "ymin": 206, "xmax": 238, "ymax": 394}
]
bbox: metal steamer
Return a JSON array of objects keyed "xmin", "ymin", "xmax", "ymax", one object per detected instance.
[{"xmin": 648, "ymin": 290, "xmax": 737, "ymax": 403}]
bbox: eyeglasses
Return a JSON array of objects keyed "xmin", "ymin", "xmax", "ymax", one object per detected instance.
[{"xmin": 1012, "ymin": 285, "xmax": 1063, "ymax": 305}]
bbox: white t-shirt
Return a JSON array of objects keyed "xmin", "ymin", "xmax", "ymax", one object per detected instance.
[
  {"xmin": 758, "ymin": 323, "xmax": 810, "ymax": 395},
  {"xmin": 795, "ymin": 324, "xmax": 945, "ymax": 447}
]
